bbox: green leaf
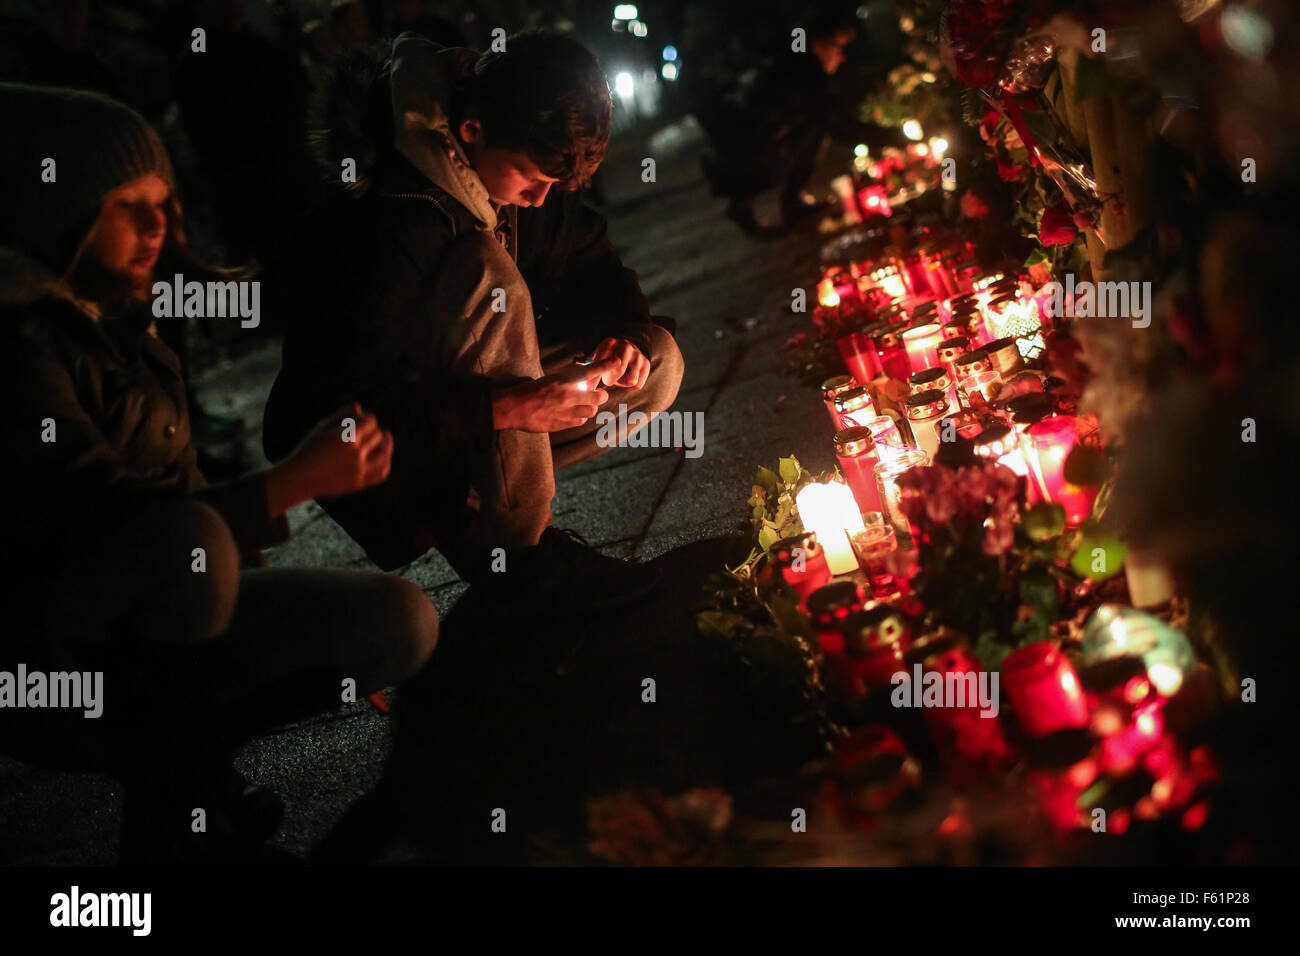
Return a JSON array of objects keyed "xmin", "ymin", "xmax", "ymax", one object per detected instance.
[
  {"xmin": 1022, "ymin": 502, "xmax": 1067, "ymax": 541},
  {"xmin": 1024, "ymin": 247, "xmax": 1049, "ymax": 268},
  {"xmin": 697, "ymin": 610, "xmax": 749, "ymax": 640},
  {"xmin": 1070, "ymin": 537, "xmax": 1126, "ymax": 580},
  {"xmin": 778, "ymin": 457, "xmax": 801, "ymax": 484},
  {"xmin": 1019, "ymin": 565, "xmax": 1059, "ymax": 618},
  {"xmin": 1063, "ymin": 444, "xmax": 1109, "ymax": 488},
  {"xmin": 755, "ymin": 466, "xmax": 779, "ymax": 494},
  {"xmin": 758, "ymin": 526, "xmax": 778, "ymax": 551}
]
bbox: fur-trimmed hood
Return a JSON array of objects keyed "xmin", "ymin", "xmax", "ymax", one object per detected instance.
[
  {"xmin": 0, "ymin": 247, "xmax": 99, "ymax": 319},
  {"xmin": 310, "ymin": 33, "xmax": 499, "ymax": 232}
]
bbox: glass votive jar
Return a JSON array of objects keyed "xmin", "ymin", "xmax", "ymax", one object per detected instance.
[
  {"xmin": 935, "ymin": 336, "xmax": 970, "ymax": 381},
  {"xmin": 910, "ymin": 365, "xmax": 958, "ymax": 414},
  {"xmin": 971, "ymin": 421, "xmax": 1029, "ymax": 478},
  {"xmin": 1001, "ymin": 641, "xmax": 1090, "ymax": 738},
  {"xmin": 834, "ymin": 426, "xmax": 883, "ymax": 515},
  {"xmin": 837, "ymin": 331, "xmax": 882, "ymax": 386},
  {"xmin": 904, "ymin": 387, "xmax": 950, "ymax": 459},
  {"xmin": 821, "ymin": 374, "xmax": 857, "ymax": 431},
  {"xmin": 902, "ymin": 323, "xmax": 945, "ymax": 375},
  {"xmin": 874, "ymin": 447, "xmax": 930, "ymax": 547},
  {"xmin": 861, "ymin": 415, "xmax": 905, "ymax": 462},
  {"xmin": 952, "ymin": 348, "xmax": 991, "ymax": 383},
  {"xmin": 957, "ymin": 369, "xmax": 1003, "ymax": 408},
  {"xmin": 769, "ymin": 532, "xmax": 831, "ymax": 605},
  {"xmin": 806, "ymin": 580, "xmax": 868, "ymax": 656},
  {"xmin": 842, "ymin": 605, "xmax": 913, "ymax": 690},
  {"xmin": 1024, "ymin": 415, "xmax": 1097, "ymax": 527},
  {"xmin": 874, "ymin": 327, "xmax": 911, "ymax": 381},
  {"xmin": 833, "ymin": 385, "xmax": 877, "ymax": 429},
  {"xmin": 984, "ymin": 336, "xmax": 1024, "ymax": 378},
  {"xmin": 849, "ymin": 524, "xmax": 901, "ymax": 601}
]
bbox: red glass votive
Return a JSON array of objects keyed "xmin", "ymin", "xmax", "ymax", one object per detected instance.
[
  {"xmin": 833, "ymin": 386, "xmax": 877, "ymax": 429},
  {"xmin": 1025, "ymin": 730, "xmax": 1100, "ymax": 832},
  {"xmin": 1001, "ymin": 642, "xmax": 1089, "ymax": 738},
  {"xmin": 873, "ymin": 328, "xmax": 911, "ymax": 381},
  {"xmin": 834, "ymin": 427, "xmax": 883, "ymax": 515},
  {"xmin": 849, "ymin": 524, "xmax": 901, "ymax": 600},
  {"xmin": 821, "ymin": 375, "xmax": 857, "ymax": 431},
  {"xmin": 806, "ymin": 581, "xmax": 868, "ymax": 656},
  {"xmin": 1024, "ymin": 415, "xmax": 1098, "ymax": 527},
  {"xmin": 769, "ymin": 532, "xmax": 831, "ymax": 605},
  {"xmin": 837, "ymin": 331, "xmax": 883, "ymax": 384},
  {"xmin": 901, "ymin": 323, "xmax": 944, "ymax": 375},
  {"xmin": 1079, "ymin": 658, "xmax": 1164, "ymax": 775},
  {"xmin": 842, "ymin": 605, "xmax": 912, "ymax": 692}
]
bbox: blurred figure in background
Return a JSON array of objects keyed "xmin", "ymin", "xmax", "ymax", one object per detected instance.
[{"xmin": 695, "ymin": 8, "xmax": 906, "ymax": 237}]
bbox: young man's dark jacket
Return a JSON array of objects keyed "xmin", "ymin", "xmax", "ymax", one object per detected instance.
[{"xmin": 263, "ymin": 39, "xmax": 669, "ymax": 571}]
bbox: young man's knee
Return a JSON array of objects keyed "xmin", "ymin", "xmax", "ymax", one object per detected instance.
[
  {"xmin": 643, "ymin": 327, "xmax": 685, "ymax": 413},
  {"xmin": 370, "ymin": 576, "xmax": 440, "ymax": 685}
]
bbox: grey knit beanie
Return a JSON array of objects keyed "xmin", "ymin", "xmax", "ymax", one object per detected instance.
[{"xmin": 0, "ymin": 83, "xmax": 176, "ymax": 270}]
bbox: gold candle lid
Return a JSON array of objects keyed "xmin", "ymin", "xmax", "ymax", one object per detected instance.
[
  {"xmin": 905, "ymin": 388, "xmax": 949, "ymax": 419},
  {"xmin": 833, "ymin": 426, "xmax": 877, "ymax": 457}
]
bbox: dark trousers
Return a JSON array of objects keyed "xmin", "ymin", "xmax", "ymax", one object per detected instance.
[{"xmin": 2, "ymin": 499, "xmax": 439, "ymax": 778}]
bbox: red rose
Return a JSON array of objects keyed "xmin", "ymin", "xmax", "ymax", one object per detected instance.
[
  {"xmin": 960, "ymin": 190, "xmax": 990, "ymax": 220},
  {"xmin": 995, "ymin": 150, "xmax": 1022, "ymax": 181},
  {"xmin": 1039, "ymin": 201, "xmax": 1078, "ymax": 246}
]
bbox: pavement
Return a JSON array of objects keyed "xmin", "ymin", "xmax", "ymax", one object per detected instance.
[{"xmin": 0, "ymin": 117, "xmax": 846, "ymax": 864}]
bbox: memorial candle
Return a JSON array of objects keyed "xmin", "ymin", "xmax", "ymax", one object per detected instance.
[
  {"xmin": 904, "ymin": 388, "xmax": 950, "ymax": 459},
  {"xmin": 1001, "ymin": 642, "xmax": 1090, "ymax": 738},
  {"xmin": 821, "ymin": 375, "xmax": 857, "ymax": 431},
  {"xmin": 875, "ymin": 448, "xmax": 929, "ymax": 547},
  {"xmin": 1024, "ymin": 415, "xmax": 1097, "ymax": 527},
  {"xmin": 834, "ymin": 427, "xmax": 884, "ymax": 515},
  {"xmin": 795, "ymin": 481, "xmax": 865, "ymax": 575},
  {"xmin": 806, "ymin": 581, "xmax": 867, "ymax": 656},
  {"xmin": 837, "ymin": 331, "xmax": 883, "ymax": 385},
  {"xmin": 768, "ymin": 532, "xmax": 831, "ymax": 604},
  {"xmin": 833, "ymin": 385, "xmax": 877, "ymax": 428},
  {"xmin": 902, "ymin": 323, "xmax": 944, "ymax": 375}
]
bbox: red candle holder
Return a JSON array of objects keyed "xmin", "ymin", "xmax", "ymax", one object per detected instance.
[
  {"xmin": 769, "ymin": 532, "xmax": 831, "ymax": 606},
  {"xmin": 821, "ymin": 375, "xmax": 857, "ymax": 431},
  {"xmin": 833, "ymin": 386, "xmax": 877, "ymax": 429},
  {"xmin": 1024, "ymin": 415, "xmax": 1098, "ymax": 527},
  {"xmin": 1001, "ymin": 641, "xmax": 1089, "ymax": 738},
  {"xmin": 834, "ymin": 427, "xmax": 883, "ymax": 515},
  {"xmin": 841, "ymin": 605, "xmax": 912, "ymax": 694},
  {"xmin": 873, "ymin": 327, "xmax": 911, "ymax": 382},
  {"xmin": 806, "ymin": 581, "xmax": 868, "ymax": 657},
  {"xmin": 837, "ymin": 331, "xmax": 883, "ymax": 385},
  {"xmin": 902, "ymin": 323, "xmax": 944, "ymax": 375}
]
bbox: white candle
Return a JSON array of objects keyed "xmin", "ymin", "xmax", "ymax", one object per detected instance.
[{"xmin": 795, "ymin": 481, "xmax": 865, "ymax": 575}]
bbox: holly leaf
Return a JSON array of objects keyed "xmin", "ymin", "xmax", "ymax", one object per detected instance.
[
  {"xmin": 697, "ymin": 610, "xmax": 750, "ymax": 641},
  {"xmin": 1025, "ymin": 247, "xmax": 1049, "ymax": 268}
]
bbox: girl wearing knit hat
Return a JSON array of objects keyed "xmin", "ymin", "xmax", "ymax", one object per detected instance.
[{"xmin": 0, "ymin": 85, "xmax": 441, "ymax": 864}]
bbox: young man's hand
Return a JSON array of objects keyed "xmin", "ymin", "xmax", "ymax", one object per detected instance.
[
  {"xmin": 266, "ymin": 403, "xmax": 394, "ymax": 515},
  {"xmin": 492, "ymin": 358, "xmax": 618, "ymax": 432},
  {"xmin": 591, "ymin": 337, "xmax": 650, "ymax": 390}
]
